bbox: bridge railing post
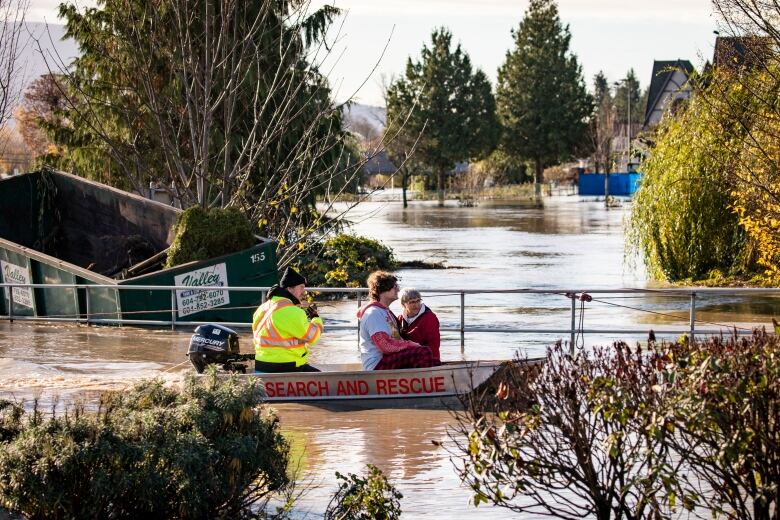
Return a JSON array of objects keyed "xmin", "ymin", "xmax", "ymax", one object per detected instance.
[{"xmin": 460, "ymin": 292, "xmax": 465, "ymax": 353}]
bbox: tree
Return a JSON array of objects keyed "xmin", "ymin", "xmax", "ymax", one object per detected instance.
[
  {"xmin": 496, "ymin": 0, "xmax": 592, "ymax": 200},
  {"xmin": 590, "ymin": 71, "xmax": 616, "ymax": 173},
  {"xmin": 15, "ymin": 73, "xmax": 65, "ymax": 160},
  {"xmin": 0, "ymin": 0, "xmax": 28, "ymax": 132},
  {"xmin": 625, "ymin": 74, "xmax": 756, "ymax": 282},
  {"xmin": 613, "ymin": 69, "xmax": 646, "ymax": 127},
  {"xmin": 593, "ymin": 71, "xmax": 610, "ymax": 105},
  {"xmin": 385, "ymin": 28, "xmax": 499, "ymax": 207},
  {"xmin": 44, "ymin": 0, "xmax": 360, "ymax": 266},
  {"xmin": 699, "ymin": 0, "xmax": 780, "ymax": 284}
]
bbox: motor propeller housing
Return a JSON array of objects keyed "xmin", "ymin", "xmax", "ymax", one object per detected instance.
[{"xmin": 187, "ymin": 324, "xmax": 252, "ymax": 373}]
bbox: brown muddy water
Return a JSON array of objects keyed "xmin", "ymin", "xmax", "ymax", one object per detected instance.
[{"xmin": 1, "ymin": 197, "xmax": 777, "ymax": 518}]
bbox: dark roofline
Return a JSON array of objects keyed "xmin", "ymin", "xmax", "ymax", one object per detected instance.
[
  {"xmin": 644, "ymin": 59, "xmax": 694, "ymax": 127},
  {"xmin": 713, "ymin": 35, "xmax": 773, "ymax": 71}
]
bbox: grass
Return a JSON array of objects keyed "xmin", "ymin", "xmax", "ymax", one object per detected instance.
[{"xmin": 318, "ymin": 183, "xmax": 543, "ymax": 204}]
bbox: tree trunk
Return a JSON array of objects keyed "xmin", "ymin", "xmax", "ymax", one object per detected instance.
[
  {"xmin": 596, "ymin": 499, "xmax": 612, "ymax": 520},
  {"xmin": 197, "ymin": 176, "xmax": 206, "ymax": 208},
  {"xmin": 534, "ymin": 159, "xmax": 543, "ymax": 205},
  {"xmin": 402, "ymin": 171, "xmax": 408, "ymax": 208},
  {"xmin": 437, "ymin": 169, "xmax": 445, "ymax": 207}
]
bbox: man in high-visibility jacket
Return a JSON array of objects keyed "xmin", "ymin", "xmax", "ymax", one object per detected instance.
[{"xmin": 253, "ymin": 267, "xmax": 324, "ymax": 373}]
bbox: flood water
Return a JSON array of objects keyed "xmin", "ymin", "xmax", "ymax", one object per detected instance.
[{"xmin": 1, "ymin": 196, "xmax": 777, "ymax": 518}]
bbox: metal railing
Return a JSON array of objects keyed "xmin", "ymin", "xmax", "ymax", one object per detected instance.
[{"xmin": 2, "ymin": 283, "xmax": 777, "ymax": 350}]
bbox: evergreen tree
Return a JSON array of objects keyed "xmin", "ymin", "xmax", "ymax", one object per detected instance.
[
  {"xmin": 496, "ymin": 0, "xmax": 592, "ymax": 198},
  {"xmin": 593, "ymin": 71, "xmax": 610, "ymax": 106},
  {"xmin": 385, "ymin": 28, "xmax": 499, "ymax": 206},
  {"xmin": 614, "ymin": 68, "xmax": 646, "ymax": 125}
]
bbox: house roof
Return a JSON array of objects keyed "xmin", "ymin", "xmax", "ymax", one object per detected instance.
[
  {"xmin": 362, "ymin": 150, "xmax": 397, "ymax": 175},
  {"xmin": 644, "ymin": 59, "xmax": 695, "ymax": 127},
  {"xmin": 713, "ymin": 36, "xmax": 773, "ymax": 71},
  {"xmin": 451, "ymin": 161, "xmax": 469, "ymax": 175}
]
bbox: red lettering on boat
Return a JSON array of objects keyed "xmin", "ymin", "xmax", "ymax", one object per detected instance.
[
  {"xmin": 319, "ymin": 381, "xmax": 330, "ymax": 395},
  {"xmin": 387, "ymin": 379, "xmax": 398, "ymax": 394}
]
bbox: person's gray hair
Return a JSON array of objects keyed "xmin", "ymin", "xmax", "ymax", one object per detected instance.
[{"xmin": 399, "ymin": 287, "xmax": 422, "ymax": 304}]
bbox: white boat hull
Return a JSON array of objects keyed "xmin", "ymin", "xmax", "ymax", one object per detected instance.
[{"xmin": 227, "ymin": 360, "xmax": 521, "ymax": 406}]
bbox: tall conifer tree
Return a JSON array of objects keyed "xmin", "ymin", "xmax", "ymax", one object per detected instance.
[
  {"xmin": 385, "ymin": 28, "xmax": 499, "ymax": 206},
  {"xmin": 496, "ymin": 0, "xmax": 591, "ymax": 199}
]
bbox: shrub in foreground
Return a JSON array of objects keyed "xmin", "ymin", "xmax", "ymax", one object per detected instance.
[
  {"xmin": 455, "ymin": 332, "xmax": 780, "ymax": 519},
  {"xmin": 664, "ymin": 330, "xmax": 780, "ymax": 520},
  {"xmin": 454, "ymin": 342, "xmax": 677, "ymax": 519},
  {"xmin": 0, "ymin": 374, "xmax": 289, "ymax": 519}
]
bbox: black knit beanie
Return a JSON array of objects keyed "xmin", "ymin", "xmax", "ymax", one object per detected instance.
[{"xmin": 279, "ymin": 266, "xmax": 306, "ymax": 288}]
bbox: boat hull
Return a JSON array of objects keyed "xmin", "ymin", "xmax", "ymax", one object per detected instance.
[{"xmin": 223, "ymin": 360, "xmax": 523, "ymax": 408}]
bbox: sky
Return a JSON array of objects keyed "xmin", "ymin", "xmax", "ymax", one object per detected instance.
[{"xmin": 27, "ymin": 0, "xmax": 720, "ymax": 106}]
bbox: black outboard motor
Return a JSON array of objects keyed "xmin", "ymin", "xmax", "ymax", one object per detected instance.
[{"xmin": 187, "ymin": 324, "xmax": 253, "ymax": 373}]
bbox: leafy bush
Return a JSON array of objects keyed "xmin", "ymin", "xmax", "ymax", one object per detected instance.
[
  {"xmin": 324, "ymin": 464, "xmax": 402, "ymax": 520},
  {"xmin": 166, "ymin": 206, "xmax": 256, "ymax": 267},
  {"xmin": 0, "ymin": 401, "xmax": 23, "ymax": 444},
  {"xmin": 454, "ymin": 343, "xmax": 676, "ymax": 519},
  {"xmin": 297, "ymin": 234, "xmax": 397, "ymax": 289},
  {"xmin": 0, "ymin": 374, "xmax": 289, "ymax": 519},
  {"xmin": 664, "ymin": 330, "xmax": 780, "ymax": 519},
  {"xmin": 455, "ymin": 332, "xmax": 780, "ymax": 519}
]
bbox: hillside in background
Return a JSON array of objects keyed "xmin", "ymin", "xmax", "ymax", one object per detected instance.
[{"xmin": 342, "ymin": 103, "xmax": 386, "ymax": 141}]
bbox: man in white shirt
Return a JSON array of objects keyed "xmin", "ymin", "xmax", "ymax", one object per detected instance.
[{"xmin": 356, "ymin": 271, "xmax": 437, "ymax": 370}]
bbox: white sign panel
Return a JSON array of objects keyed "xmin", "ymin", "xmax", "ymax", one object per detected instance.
[
  {"xmin": 1, "ymin": 260, "xmax": 34, "ymax": 309},
  {"xmin": 174, "ymin": 262, "xmax": 230, "ymax": 317}
]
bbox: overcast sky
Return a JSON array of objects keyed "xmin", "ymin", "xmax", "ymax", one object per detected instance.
[{"xmin": 28, "ymin": 0, "xmax": 720, "ymax": 106}]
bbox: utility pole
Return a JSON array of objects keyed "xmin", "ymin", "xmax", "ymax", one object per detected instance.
[{"xmin": 627, "ymin": 79, "xmax": 631, "ymax": 169}]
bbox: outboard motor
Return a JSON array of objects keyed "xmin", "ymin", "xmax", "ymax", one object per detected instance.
[{"xmin": 187, "ymin": 324, "xmax": 253, "ymax": 373}]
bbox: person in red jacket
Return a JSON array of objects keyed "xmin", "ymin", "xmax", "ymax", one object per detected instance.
[
  {"xmin": 397, "ymin": 288, "xmax": 441, "ymax": 364},
  {"xmin": 357, "ymin": 271, "xmax": 437, "ymax": 371}
]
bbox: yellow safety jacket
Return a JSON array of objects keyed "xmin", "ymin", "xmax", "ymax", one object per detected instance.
[{"xmin": 252, "ymin": 296, "xmax": 324, "ymax": 366}]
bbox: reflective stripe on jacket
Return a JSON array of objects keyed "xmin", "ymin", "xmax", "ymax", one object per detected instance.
[{"xmin": 252, "ymin": 296, "xmax": 324, "ymax": 366}]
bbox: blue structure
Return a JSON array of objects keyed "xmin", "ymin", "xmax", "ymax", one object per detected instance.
[{"xmin": 578, "ymin": 172, "xmax": 642, "ymax": 196}]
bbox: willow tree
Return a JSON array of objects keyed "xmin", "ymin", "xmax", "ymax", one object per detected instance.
[
  {"xmin": 626, "ymin": 73, "xmax": 756, "ymax": 282},
  {"xmin": 385, "ymin": 28, "xmax": 499, "ymax": 206},
  {"xmin": 496, "ymin": 0, "xmax": 591, "ymax": 200},
  {"xmin": 44, "ymin": 0, "xmax": 359, "ymax": 265}
]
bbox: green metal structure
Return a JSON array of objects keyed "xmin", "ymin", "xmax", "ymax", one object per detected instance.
[{"xmin": 0, "ymin": 169, "xmax": 277, "ymax": 324}]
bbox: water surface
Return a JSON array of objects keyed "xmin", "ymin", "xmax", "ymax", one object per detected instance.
[{"xmin": 1, "ymin": 196, "xmax": 774, "ymax": 518}]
